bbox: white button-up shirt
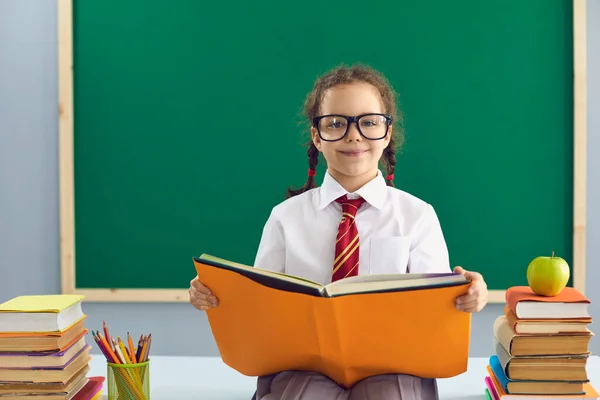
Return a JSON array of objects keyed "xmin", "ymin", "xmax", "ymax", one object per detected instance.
[{"xmin": 254, "ymin": 170, "xmax": 450, "ymax": 285}]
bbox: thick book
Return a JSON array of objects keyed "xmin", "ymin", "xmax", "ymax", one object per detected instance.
[
  {"xmin": 0, "ymin": 365, "xmax": 89, "ymax": 395},
  {"xmin": 0, "ymin": 337, "xmax": 88, "ymax": 369},
  {"xmin": 0, "ymin": 345, "xmax": 91, "ymax": 383},
  {"xmin": 0, "ymin": 319, "xmax": 87, "ymax": 353},
  {"xmin": 493, "ymin": 316, "xmax": 592, "ymax": 357},
  {"xmin": 193, "ymin": 253, "xmax": 472, "ymax": 388},
  {"xmin": 494, "ymin": 339, "xmax": 588, "ymax": 381},
  {"xmin": 504, "ymin": 305, "xmax": 591, "ymax": 335},
  {"xmin": 0, "ymin": 375, "xmax": 88, "ymax": 400},
  {"xmin": 0, "ymin": 295, "xmax": 85, "ymax": 334}
]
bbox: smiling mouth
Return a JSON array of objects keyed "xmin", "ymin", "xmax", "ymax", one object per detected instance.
[{"xmin": 339, "ymin": 150, "xmax": 368, "ymax": 156}]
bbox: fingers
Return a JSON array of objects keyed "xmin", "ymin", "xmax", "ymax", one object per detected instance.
[
  {"xmin": 189, "ymin": 288, "xmax": 219, "ymax": 310},
  {"xmin": 453, "ymin": 266, "xmax": 465, "ymax": 275},
  {"xmin": 455, "ymin": 297, "xmax": 485, "ymax": 313},
  {"xmin": 455, "ymin": 292, "xmax": 474, "ymax": 307},
  {"xmin": 190, "ymin": 297, "xmax": 214, "ymax": 311},
  {"xmin": 190, "ymin": 276, "xmax": 212, "ymax": 295},
  {"xmin": 453, "ymin": 266, "xmax": 483, "ymax": 283},
  {"xmin": 466, "ymin": 280, "xmax": 486, "ymax": 296},
  {"xmin": 464, "ymin": 270, "xmax": 483, "ymax": 283},
  {"xmin": 189, "ymin": 277, "xmax": 219, "ymax": 311},
  {"xmin": 455, "ymin": 281, "xmax": 488, "ymax": 313}
]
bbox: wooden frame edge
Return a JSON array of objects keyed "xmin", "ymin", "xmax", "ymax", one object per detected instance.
[
  {"xmin": 58, "ymin": 0, "xmax": 587, "ymax": 303},
  {"xmin": 66, "ymin": 289, "xmax": 190, "ymax": 302},
  {"xmin": 572, "ymin": 0, "xmax": 587, "ymax": 296},
  {"xmin": 487, "ymin": 291, "xmax": 505, "ymax": 304},
  {"xmin": 58, "ymin": 0, "xmax": 76, "ymax": 296}
]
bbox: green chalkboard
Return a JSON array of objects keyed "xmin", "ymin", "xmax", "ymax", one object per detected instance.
[{"xmin": 67, "ymin": 0, "xmax": 577, "ymax": 300}]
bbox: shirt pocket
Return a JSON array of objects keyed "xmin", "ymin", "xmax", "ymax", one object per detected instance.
[{"xmin": 368, "ymin": 236, "xmax": 411, "ymax": 274}]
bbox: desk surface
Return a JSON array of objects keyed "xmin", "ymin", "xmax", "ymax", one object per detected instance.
[{"xmin": 88, "ymin": 355, "xmax": 600, "ymax": 400}]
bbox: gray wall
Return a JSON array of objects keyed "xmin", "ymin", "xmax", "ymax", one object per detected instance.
[
  {"xmin": 586, "ymin": 0, "xmax": 600, "ymax": 352},
  {"xmin": 0, "ymin": 0, "xmax": 598, "ymax": 358}
]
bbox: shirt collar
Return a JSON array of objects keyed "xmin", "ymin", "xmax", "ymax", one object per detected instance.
[{"xmin": 318, "ymin": 170, "xmax": 388, "ymax": 211}]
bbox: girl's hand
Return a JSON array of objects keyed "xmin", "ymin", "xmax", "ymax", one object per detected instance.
[
  {"xmin": 189, "ymin": 276, "xmax": 219, "ymax": 311},
  {"xmin": 453, "ymin": 266, "xmax": 488, "ymax": 313}
]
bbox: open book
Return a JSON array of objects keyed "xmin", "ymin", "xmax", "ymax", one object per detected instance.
[
  {"xmin": 195, "ymin": 253, "xmax": 468, "ymax": 297},
  {"xmin": 193, "ymin": 253, "xmax": 472, "ymax": 387}
]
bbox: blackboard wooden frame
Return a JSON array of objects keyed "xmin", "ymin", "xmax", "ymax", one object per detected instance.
[{"xmin": 57, "ymin": 0, "xmax": 587, "ymax": 303}]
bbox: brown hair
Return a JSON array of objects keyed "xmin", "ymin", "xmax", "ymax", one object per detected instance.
[{"xmin": 286, "ymin": 63, "xmax": 404, "ymax": 198}]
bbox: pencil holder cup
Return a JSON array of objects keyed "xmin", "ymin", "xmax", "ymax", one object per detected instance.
[{"xmin": 107, "ymin": 360, "xmax": 150, "ymax": 400}]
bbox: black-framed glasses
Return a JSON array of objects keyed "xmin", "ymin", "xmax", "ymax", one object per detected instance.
[{"xmin": 312, "ymin": 113, "xmax": 392, "ymax": 142}]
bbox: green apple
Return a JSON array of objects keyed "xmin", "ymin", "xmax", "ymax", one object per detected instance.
[{"xmin": 526, "ymin": 252, "xmax": 570, "ymax": 296}]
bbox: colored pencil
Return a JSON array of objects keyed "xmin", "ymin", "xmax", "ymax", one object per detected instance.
[
  {"xmin": 92, "ymin": 322, "xmax": 152, "ymax": 365},
  {"xmin": 145, "ymin": 334, "xmax": 152, "ymax": 361},
  {"xmin": 128, "ymin": 332, "xmax": 137, "ymax": 364},
  {"xmin": 93, "ymin": 331, "xmax": 114, "ymax": 363},
  {"xmin": 136, "ymin": 334, "xmax": 145, "ymax": 362},
  {"xmin": 103, "ymin": 321, "xmax": 111, "ymax": 345},
  {"xmin": 140, "ymin": 336, "xmax": 149, "ymax": 363},
  {"xmin": 112, "ymin": 338, "xmax": 126, "ymax": 364},
  {"xmin": 118, "ymin": 337, "xmax": 132, "ymax": 364},
  {"xmin": 97, "ymin": 332, "xmax": 120, "ymax": 364}
]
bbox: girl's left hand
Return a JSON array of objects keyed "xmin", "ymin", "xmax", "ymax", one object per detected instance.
[{"xmin": 453, "ymin": 266, "xmax": 488, "ymax": 312}]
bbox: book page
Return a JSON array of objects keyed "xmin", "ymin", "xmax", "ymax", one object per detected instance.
[
  {"xmin": 327, "ymin": 272, "xmax": 460, "ymax": 285},
  {"xmin": 195, "ymin": 254, "xmax": 324, "ymax": 294},
  {"xmin": 324, "ymin": 273, "xmax": 468, "ymax": 297}
]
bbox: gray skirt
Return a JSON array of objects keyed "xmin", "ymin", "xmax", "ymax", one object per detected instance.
[{"xmin": 256, "ymin": 371, "xmax": 439, "ymax": 400}]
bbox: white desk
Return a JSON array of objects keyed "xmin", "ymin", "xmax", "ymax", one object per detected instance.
[{"xmin": 88, "ymin": 355, "xmax": 600, "ymax": 399}]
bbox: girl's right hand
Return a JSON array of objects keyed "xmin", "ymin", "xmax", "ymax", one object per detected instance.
[{"xmin": 189, "ymin": 276, "xmax": 219, "ymax": 311}]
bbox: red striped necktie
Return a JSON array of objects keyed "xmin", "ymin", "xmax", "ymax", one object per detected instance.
[{"xmin": 332, "ymin": 195, "xmax": 366, "ymax": 282}]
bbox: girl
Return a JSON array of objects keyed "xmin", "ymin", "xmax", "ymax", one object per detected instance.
[{"xmin": 189, "ymin": 64, "xmax": 488, "ymax": 400}]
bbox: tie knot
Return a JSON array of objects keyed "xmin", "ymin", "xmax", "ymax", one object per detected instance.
[{"xmin": 336, "ymin": 195, "xmax": 366, "ymax": 218}]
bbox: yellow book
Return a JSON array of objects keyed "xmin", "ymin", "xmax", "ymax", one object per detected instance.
[{"xmin": 0, "ymin": 295, "xmax": 85, "ymax": 333}]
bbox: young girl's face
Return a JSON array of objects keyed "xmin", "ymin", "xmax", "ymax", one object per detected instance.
[{"xmin": 311, "ymin": 82, "xmax": 391, "ymax": 184}]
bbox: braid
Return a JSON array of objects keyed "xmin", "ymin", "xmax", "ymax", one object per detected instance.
[
  {"xmin": 382, "ymin": 135, "xmax": 397, "ymax": 188},
  {"xmin": 286, "ymin": 142, "xmax": 319, "ymax": 198}
]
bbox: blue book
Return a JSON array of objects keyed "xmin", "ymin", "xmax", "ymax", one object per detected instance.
[{"xmin": 489, "ymin": 355, "xmax": 510, "ymax": 391}]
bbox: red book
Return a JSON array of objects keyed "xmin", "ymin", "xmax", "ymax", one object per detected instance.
[{"xmin": 73, "ymin": 376, "xmax": 105, "ymax": 400}]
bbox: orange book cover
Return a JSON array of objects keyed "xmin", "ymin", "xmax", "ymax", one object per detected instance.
[
  {"xmin": 193, "ymin": 254, "xmax": 472, "ymax": 388},
  {"xmin": 505, "ymin": 286, "xmax": 590, "ymax": 316},
  {"xmin": 0, "ymin": 319, "xmax": 88, "ymax": 353}
]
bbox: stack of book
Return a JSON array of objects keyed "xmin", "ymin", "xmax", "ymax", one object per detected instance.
[
  {"xmin": 0, "ymin": 295, "xmax": 104, "ymax": 400},
  {"xmin": 485, "ymin": 286, "xmax": 599, "ymax": 399}
]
